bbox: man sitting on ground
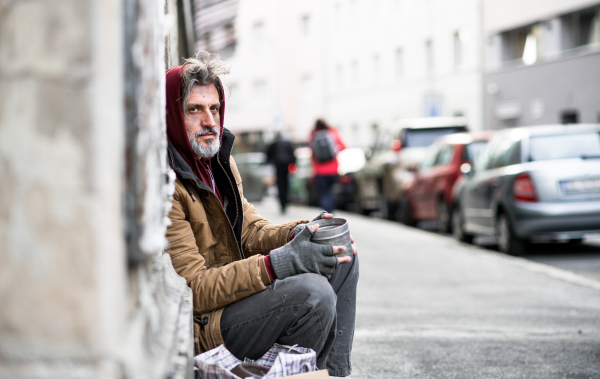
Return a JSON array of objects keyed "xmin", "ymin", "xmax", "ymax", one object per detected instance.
[{"xmin": 164, "ymin": 52, "xmax": 359, "ymax": 377}]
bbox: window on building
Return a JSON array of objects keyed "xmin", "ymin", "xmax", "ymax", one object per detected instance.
[
  {"xmin": 371, "ymin": 123, "xmax": 380, "ymax": 146},
  {"xmin": 561, "ymin": 110, "xmax": 579, "ymax": 124},
  {"xmin": 253, "ymin": 21, "xmax": 265, "ymax": 44},
  {"xmin": 335, "ymin": 2, "xmax": 341, "ymax": 25},
  {"xmin": 562, "ymin": 8, "xmax": 600, "ymax": 48},
  {"xmin": 425, "ymin": 39, "xmax": 434, "ymax": 73},
  {"xmin": 453, "ymin": 30, "xmax": 464, "ymax": 69},
  {"xmin": 203, "ymin": 32, "xmax": 212, "ymax": 52},
  {"xmin": 522, "ymin": 25, "xmax": 540, "ymax": 65},
  {"xmin": 224, "ymin": 23, "xmax": 235, "ymax": 46},
  {"xmin": 501, "ymin": 26, "xmax": 531, "ymax": 62},
  {"xmin": 373, "ymin": 54, "xmax": 380, "ymax": 82},
  {"xmin": 395, "ymin": 48, "xmax": 404, "ymax": 78},
  {"xmin": 226, "ymin": 84, "xmax": 239, "ymax": 109},
  {"xmin": 336, "ymin": 65, "xmax": 343, "ymax": 89},
  {"xmin": 300, "ymin": 15, "xmax": 311, "ymax": 37},
  {"xmin": 578, "ymin": 8, "xmax": 599, "ymax": 46},
  {"xmin": 301, "ymin": 75, "xmax": 315, "ymax": 105},
  {"xmin": 350, "ymin": 0, "xmax": 357, "ymax": 18},
  {"xmin": 351, "ymin": 60, "xmax": 359, "ymax": 85},
  {"xmin": 252, "ymin": 81, "xmax": 268, "ymax": 108}
]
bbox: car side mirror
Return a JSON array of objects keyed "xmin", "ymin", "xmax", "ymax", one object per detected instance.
[{"xmin": 460, "ymin": 163, "xmax": 473, "ymax": 177}]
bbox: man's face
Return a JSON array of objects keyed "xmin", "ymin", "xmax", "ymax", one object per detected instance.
[{"xmin": 184, "ymin": 83, "xmax": 221, "ymax": 158}]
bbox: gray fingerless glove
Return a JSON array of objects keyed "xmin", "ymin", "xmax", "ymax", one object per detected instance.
[
  {"xmin": 289, "ymin": 211, "xmax": 327, "ymax": 241},
  {"xmin": 312, "ymin": 210, "xmax": 328, "ymax": 221},
  {"xmin": 270, "ymin": 225, "xmax": 338, "ymax": 279}
]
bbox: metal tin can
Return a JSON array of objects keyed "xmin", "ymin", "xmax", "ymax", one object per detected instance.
[{"xmin": 307, "ymin": 218, "xmax": 353, "ymax": 257}]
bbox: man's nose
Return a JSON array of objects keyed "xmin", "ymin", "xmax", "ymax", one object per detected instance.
[{"xmin": 201, "ymin": 111, "xmax": 216, "ymax": 128}]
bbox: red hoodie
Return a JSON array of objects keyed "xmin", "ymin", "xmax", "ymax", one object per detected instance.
[
  {"xmin": 165, "ymin": 66, "xmax": 277, "ymax": 280},
  {"xmin": 165, "ymin": 66, "xmax": 224, "ymax": 203}
]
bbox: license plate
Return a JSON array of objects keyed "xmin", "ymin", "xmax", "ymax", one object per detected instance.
[{"xmin": 560, "ymin": 177, "xmax": 600, "ymax": 194}]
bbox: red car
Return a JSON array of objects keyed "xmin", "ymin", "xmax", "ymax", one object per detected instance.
[{"xmin": 399, "ymin": 132, "xmax": 492, "ymax": 232}]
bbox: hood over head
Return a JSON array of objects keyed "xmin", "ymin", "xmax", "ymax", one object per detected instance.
[{"xmin": 166, "ymin": 65, "xmax": 226, "ymax": 203}]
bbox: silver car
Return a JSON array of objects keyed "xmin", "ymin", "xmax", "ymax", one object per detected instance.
[{"xmin": 453, "ymin": 124, "xmax": 600, "ymax": 255}]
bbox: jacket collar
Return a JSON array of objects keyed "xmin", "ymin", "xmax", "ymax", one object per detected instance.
[{"xmin": 168, "ymin": 127, "xmax": 235, "ymax": 190}]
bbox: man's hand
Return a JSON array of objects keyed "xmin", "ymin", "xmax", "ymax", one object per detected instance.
[
  {"xmin": 312, "ymin": 210, "xmax": 331, "ymax": 221},
  {"xmin": 270, "ymin": 224, "xmax": 349, "ymax": 279},
  {"xmin": 310, "ymin": 211, "xmax": 358, "ymax": 256}
]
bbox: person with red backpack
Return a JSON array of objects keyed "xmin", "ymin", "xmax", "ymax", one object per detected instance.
[{"xmin": 309, "ymin": 119, "xmax": 347, "ymax": 213}]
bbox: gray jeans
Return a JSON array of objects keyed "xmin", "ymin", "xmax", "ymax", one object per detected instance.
[{"xmin": 220, "ymin": 254, "xmax": 359, "ymax": 377}]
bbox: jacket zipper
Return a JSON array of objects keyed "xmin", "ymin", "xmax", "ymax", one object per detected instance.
[
  {"xmin": 217, "ymin": 154, "xmax": 239, "ymax": 228},
  {"xmin": 217, "ymin": 154, "xmax": 245, "ymax": 259},
  {"xmin": 208, "ymin": 310, "xmax": 217, "ymax": 348},
  {"xmin": 169, "ymin": 146, "xmax": 243, "ymax": 258}
]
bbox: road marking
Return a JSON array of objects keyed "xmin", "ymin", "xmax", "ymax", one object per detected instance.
[
  {"xmin": 354, "ymin": 325, "xmax": 596, "ymax": 339},
  {"xmin": 492, "ymin": 253, "xmax": 600, "ymax": 291},
  {"xmin": 388, "ymin": 222, "xmax": 600, "ymax": 291}
]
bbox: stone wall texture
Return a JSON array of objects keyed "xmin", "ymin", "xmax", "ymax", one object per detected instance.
[{"xmin": 0, "ymin": 0, "xmax": 193, "ymax": 378}]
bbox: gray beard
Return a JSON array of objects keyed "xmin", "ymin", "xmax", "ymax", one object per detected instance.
[{"xmin": 189, "ymin": 127, "xmax": 221, "ymax": 158}]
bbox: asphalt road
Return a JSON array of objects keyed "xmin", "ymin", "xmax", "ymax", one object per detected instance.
[
  {"xmin": 253, "ymin": 198, "xmax": 600, "ymax": 379},
  {"xmin": 415, "ymin": 220, "xmax": 600, "ymax": 282}
]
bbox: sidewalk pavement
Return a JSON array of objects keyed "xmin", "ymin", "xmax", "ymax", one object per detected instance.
[{"xmin": 252, "ymin": 197, "xmax": 600, "ymax": 379}]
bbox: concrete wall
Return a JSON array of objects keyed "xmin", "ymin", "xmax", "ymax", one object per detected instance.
[
  {"xmin": 0, "ymin": 0, "xmax": 193, "ymax": 378},
  {"xmin": 484, "ymin": 51, "xmax": 600, "ymax": 129}
]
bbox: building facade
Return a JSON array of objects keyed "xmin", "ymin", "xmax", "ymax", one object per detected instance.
[
  {"xmin": 206, "ymin": 0, "xmax": 327, "ymax": 145},
  {"xmin": 194, "ymin": 0, "xmax": 485, "ymax": 148},
  {"xmin": 324, "ymin": 0, "xmax": 485, "ymax": 147},
  {"xmin": 483, "ymin": 0, "xmax": 600, "ymax": 129},
  {"xmin": 194, "ymin": 0, "xmax": 239, "ymax": 59}
]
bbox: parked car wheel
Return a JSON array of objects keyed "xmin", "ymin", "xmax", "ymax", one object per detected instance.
[
  {"xmin": 399, "ymin": 198, "xmax": 417, "ymax": 226},
  {"xmin": 307, "ymin": 181, "xmax": 319, "ymax": 207},
  {"xmin": 380, "ymin": 187, "xmax": 399, "ymax": 221},
  {"xmin": 568, "ymin": 238, "xmax": 584, "ymax": 245},
  {"xmin": 452, "ymin": 205, "xmax": 474, "ymax": 243},
  {"xmin": 387, "ymin": 200, "xmax": 400, "ymax": 221},
  {"xmin": 496, "ymin": 213, "xmax": 527, "ymax": 255},
  {"xmin": 437, "ymin": 199, "xmax": 452, "ymax": 234},
  {"xmin": 353, "ymin": 187, "xmax": 370, "ymax": 216}
]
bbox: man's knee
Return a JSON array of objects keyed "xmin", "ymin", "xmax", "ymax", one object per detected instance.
[{"xmin": 274, "ymin": 273, "xmax": 336, "ymax": 320}]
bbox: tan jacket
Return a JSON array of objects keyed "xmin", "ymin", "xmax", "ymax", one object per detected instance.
[{"xmin": 165, "ymin": 130, "xmax": 306, "ymax": 354}]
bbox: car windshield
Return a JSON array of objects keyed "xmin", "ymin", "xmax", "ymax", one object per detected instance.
[
  {"xmin": 529, "ymin": 131, "xmax": 600, "ymax": 161},
  {"xmin": 404, "ymin": 128, "xmax": 465, "ymax": 148},
  {"xmin": 465, "ymin": 140, "xmax": 488, "ymax": 161}
]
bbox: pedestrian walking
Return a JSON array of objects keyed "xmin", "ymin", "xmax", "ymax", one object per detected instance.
[
  {"xmin": 266, "ymin": 132, "xmax": 296, "ymax": 214},
  {"xmin": 309, "ymin": 119, "xmax": 346, "ymax": 214}
]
